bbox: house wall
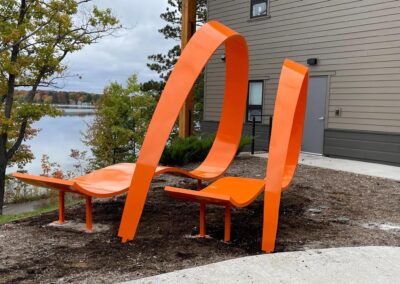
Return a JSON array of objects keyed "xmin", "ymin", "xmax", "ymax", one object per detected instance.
[{"xmin": 203, "ymin": 0, "xmax": 400, "ymax": 164}]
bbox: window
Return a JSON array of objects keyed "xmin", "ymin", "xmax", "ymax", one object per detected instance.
[
  {"xmin": 247, "ymin": 81, "xmax": 264, "ymax": 122},
  {"xmin": 251, "ymin": 0, "xmax": 268, "ymax": 18}
]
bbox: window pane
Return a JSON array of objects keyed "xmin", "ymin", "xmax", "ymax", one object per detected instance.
[
  {"xmin": 252, "ymin": 2, "xmax": 267, "ymax": 17},
  {"xmin": 249, "ymin": 81, "xmax": 263, "ymax": 105}
]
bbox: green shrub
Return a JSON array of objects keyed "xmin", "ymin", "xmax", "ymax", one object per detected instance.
[
  {"xmin": 237, "ymin": 135, "xmax": 252, "ymax": 153},
  {"xmin": 160, "ymin": 134, "xmax": 251, "ymax": 166}
]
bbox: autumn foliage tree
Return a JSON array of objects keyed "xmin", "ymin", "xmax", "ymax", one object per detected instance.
[
  {"xmin": 0, "ymin": 0, "xmax": 121, "ymax": 214},
  {"xmin": 83, "ymin": 75, "xmax": 156, "ymax": 169}
]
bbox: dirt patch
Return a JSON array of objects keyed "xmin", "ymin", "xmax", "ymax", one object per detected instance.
[{"xmin": 0, "ymin": 155, "xmax": 399, "ymax": 283}]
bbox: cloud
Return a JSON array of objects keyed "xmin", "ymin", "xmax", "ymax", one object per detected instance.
[{"xmin": 62, "ymin": 0, "xmax": 176, "ymax": 93}]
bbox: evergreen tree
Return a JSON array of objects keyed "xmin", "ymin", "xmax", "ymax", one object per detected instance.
[
  {"xmin": 146, "ymin": 0, "xmax": 207, "ymax": 130},
  {"xmin": 147, "ymin": 0, "xmax": 207, "ymax": 80},
  {"xmin": 140, "ymin": 80, "xmax": 165, "ymax": 99}
]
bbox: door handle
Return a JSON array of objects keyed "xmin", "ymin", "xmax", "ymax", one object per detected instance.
[{"xmin": 318, "ymin": 116, "xmax": 325, "ymax": 121}]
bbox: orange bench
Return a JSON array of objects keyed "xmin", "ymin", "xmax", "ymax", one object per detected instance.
[
  {"xmin": 165, "ymin": 59, "xmax": 309, "ymax": 253},
  {"xmin": 13, "ymin": 163, "xmax": 228, "ymax": 231}
]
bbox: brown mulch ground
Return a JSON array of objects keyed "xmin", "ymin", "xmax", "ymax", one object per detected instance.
[{"xmin": 0, "ymin": 155, "xmax": 399, "ymax": 283}]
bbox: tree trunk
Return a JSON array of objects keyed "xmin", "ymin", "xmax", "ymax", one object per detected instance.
[
  {"xmin": 0, "ymin": 131, "xmax": 8, "ymax": 215},
  {"xmin": 0, "ymin": 1, "xmax": 27, "ymax": 215},
  {"xmin": 0, "ymin": 162, "xmax": 7, "ymax": 215}
]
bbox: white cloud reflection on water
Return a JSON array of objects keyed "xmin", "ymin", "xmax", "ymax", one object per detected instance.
[{"xmin": 8, "ymin": 112, "xmax": 94, "ymax": 175}]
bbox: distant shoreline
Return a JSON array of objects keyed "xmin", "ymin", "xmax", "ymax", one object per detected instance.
[{"xmin": 55, "ymin": 104, "xmax": 95, "ymax": 110}]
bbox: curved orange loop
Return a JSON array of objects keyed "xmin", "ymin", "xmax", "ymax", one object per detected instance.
[
  {"xmin": 118, "ymin": 21, "xmax": 249, "ymax": 242},
  {"xmin": 262, "ymin": 59, "xmax": 309, "ymax": 252}
]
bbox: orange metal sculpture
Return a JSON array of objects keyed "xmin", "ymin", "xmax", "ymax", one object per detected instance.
[
  {"xmin": 165, "ymin": 59, "xmax": 309, "ymax": 253},
  {"xmin": 118, "ymin": 21, "xmax": 249, "ymax": 242},
  {"xmin": 12, "ymin": 21, "xmax": 249, "ymax": 234}
]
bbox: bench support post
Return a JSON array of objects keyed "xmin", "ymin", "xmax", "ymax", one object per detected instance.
[
  {"xmin": 58, "ymin": 191, "xmax": 65, "ymax": 224},
  {"xmin": 224, "ymin": 205, "xmax": 231, "ymax": 242},
  {"xmin": 199, "ymin": 201, "xmax": 206, "ymax": 237},
  {"xmin": 85, "ymin": 196, "xmax": 93, "ymax": 232},
  {"xmin": 197, "ymin": 179, "xmax": 203, "ymax": 190}
]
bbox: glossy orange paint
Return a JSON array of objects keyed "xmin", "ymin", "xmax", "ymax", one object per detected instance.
[
  {"xmin": 58, "ymin": 191, "xmax": 65, "ymax": 224},
  {"xmin": 262, "ymin": 59, "xmax": 309, "ymax": 252},
  {"xmin": 165, "ymin": 59, "xmax": 309, "ymax": 252},
  {"xmin": 118, "ymin": 21, "xmax": 249, "ymax": 242},
  {"xmin": 224, "ymin": 205, "xmax": 231, "ymax": 242},
  {"xmin": 200, "ymin": 202, "xmax": 206, "ymax": 237},
  {"xmin": 12, "ymin": 172, "xmax": 74, "ymax": 193},
  {"xmin": 85, "ymin": 196, "xmax": 93, "ymax": 232}
]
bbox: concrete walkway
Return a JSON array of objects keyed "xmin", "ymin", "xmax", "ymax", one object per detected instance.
[
  {"xmin": 254, "ymin": 152, "xmax": 400, "ymax": 181},
  {"xmin": 127, "ymin": 246, "xmax": 400, "ymax": 284}
]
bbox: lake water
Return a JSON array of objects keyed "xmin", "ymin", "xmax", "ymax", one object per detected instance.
[{"xmin": 7, "ymin": 109, "xmax": 94, "ymax": 175}]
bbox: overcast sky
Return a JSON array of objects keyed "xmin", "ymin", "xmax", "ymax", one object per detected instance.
[{"xmin": 62, "ymin": 0, "xmax": 175, "ymax": 94}]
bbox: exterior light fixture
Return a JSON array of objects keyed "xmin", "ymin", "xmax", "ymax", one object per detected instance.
[{"xmin": 307, "ymin": 58, "xmax": 318, "ymax": 66}]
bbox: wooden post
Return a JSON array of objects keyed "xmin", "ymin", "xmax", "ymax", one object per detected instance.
[{"xmin": 179, "ymin": 0, "xmax": 197, "ymax": 138}]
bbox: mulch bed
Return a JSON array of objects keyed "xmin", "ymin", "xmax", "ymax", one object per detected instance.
[{"xmin": 0, "ymin": 155, "xmax": 399, "ymax": 283}]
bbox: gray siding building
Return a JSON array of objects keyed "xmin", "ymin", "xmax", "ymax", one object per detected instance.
[{"xmin": 202, "ymin": 0, "xmax": 400, "ymax": 165}]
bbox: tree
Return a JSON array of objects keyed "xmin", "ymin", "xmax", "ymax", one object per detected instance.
[
  {"xmin": 146, "ymin": 0, "xmax": 207, "ymax": 131},
  {"xmin": 140, "ymin": 80, "xmax": 165, "ymax": 100},
  {"xmin": 147, "ymin": 0, "xmax": 207, "ymax": 80},
  {"xmin": 83, "ymin": 75, "xmax": 156, "ymax": 169},
  {"xmin": 0, "ymin": 0, "xmax": 121, "ymax": 214}
]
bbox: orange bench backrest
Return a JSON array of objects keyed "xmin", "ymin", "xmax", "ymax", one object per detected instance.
[
  {"xmin": 262, "ymin": 59, "xmax": 309, "ymax": 252},
  {"xmin": 266, "ymin": 59, "xmax": 309, "ymax": 191}
]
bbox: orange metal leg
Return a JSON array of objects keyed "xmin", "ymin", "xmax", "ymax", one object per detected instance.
[
  {"xmin": 262, "ymin": 189, "xmax": 282, "ymax": 253},
  {"xmin": 58, "ymin": 191, "xmax": 65, "ymax": 224},
  {"xmin": 224, "ymin": 205, "xmax": 231, "ymax": 242},
  {"xmin": 199, "ymin": 202, "xmax": 206, "ymax": 237},
  {"xmin": 197, "ymin": 179, "xmax": 203, "ymax": 190},
  {"xmin": 85, "ymin": 196, "xmax": 93, "ymax": 232}
]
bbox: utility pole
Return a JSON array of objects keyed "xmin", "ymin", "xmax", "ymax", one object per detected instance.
[{"xmin": 178, "ymin": 0, "xmax": 197, "ymax": 138}]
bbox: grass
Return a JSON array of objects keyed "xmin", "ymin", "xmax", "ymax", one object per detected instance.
[{"xmin": 0, "ymin": 198, "xmax": 82, "ymax": 225}]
